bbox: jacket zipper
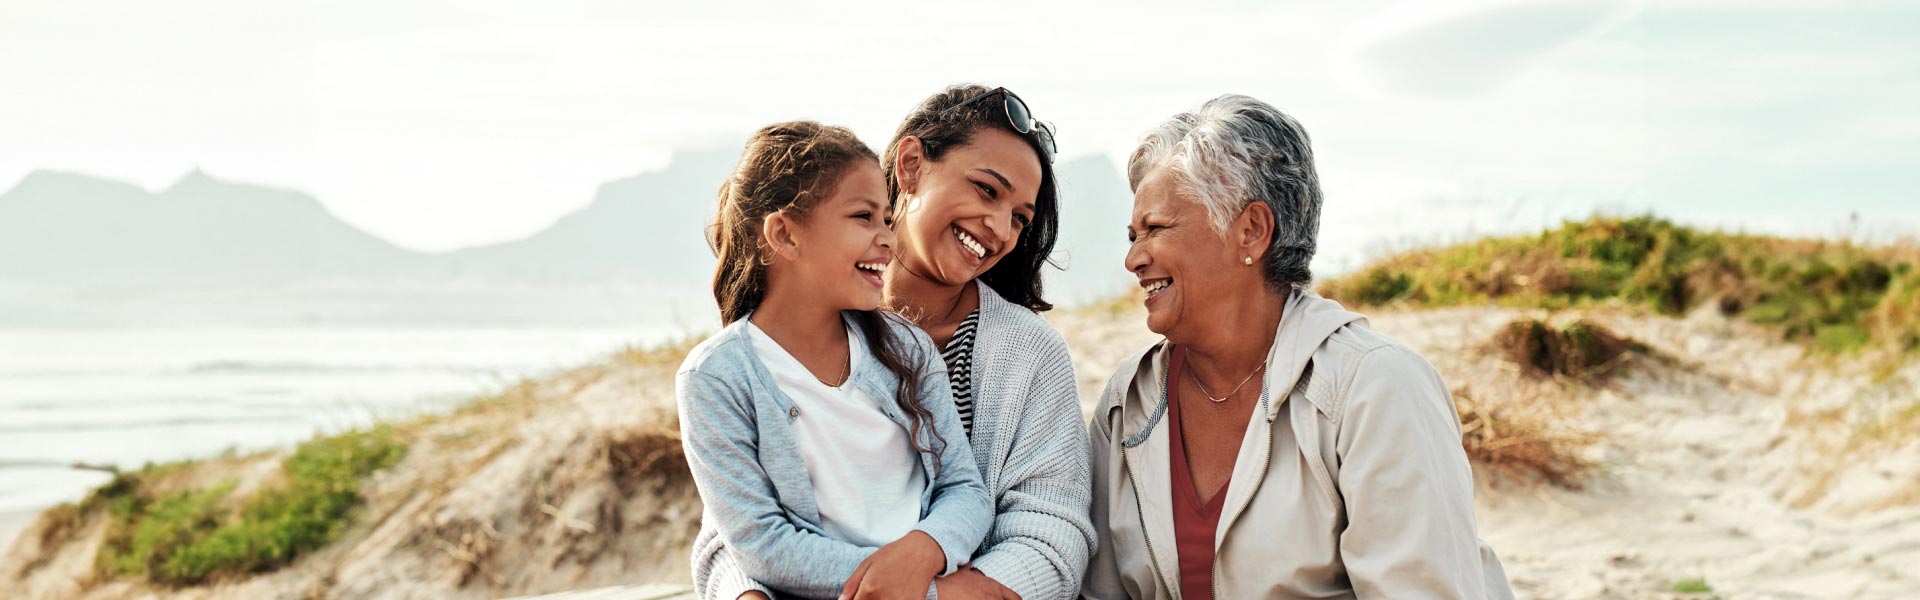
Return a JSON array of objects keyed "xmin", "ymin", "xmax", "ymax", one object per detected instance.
[{"xmin": 1121, "ymin": 447, "xmax": 1174, "ymax": 598}]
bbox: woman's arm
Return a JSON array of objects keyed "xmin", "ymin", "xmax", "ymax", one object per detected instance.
[
  {"xmin": 678, "ymin": 369, "xmax": 878, "ymax": 598},
  {"xmin": 968, "ymin": 340, "xmax": 1096, "ymax": 600},
  {"xmin": 690, "ymin": 531, "xmax": 774, "ymax": 600},
  {"xmin": 1334, "ymin": 346, "xmax": 1513, "ymax": 600}
]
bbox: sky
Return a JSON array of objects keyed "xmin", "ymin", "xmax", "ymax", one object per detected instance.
[{"xmin": 3, "ymin": 0, "xmax": 1916, "ymax": 273}]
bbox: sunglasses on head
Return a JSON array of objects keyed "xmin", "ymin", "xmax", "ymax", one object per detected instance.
[{"xmin": 937, "ymin": 87, "xmax": 1057, "ymax": 164}]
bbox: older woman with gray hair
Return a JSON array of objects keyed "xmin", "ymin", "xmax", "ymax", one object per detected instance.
[{"xmin": 1081, "ymin": 95, "xmax": 1514, "ymax": 599}]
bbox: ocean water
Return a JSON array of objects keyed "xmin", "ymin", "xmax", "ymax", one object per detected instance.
[{"xmin": 0, "ymin": 326, "xmax": 652, "ymax": 513}]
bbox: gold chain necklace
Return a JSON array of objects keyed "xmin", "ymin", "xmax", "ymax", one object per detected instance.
[
  {"xmin": 816, "ymin": 347, "xmax": 850, "ymax": 387},
  {"xmin": 1187, "ymin": 359, "xmax": 1265, "ymax": 403}
]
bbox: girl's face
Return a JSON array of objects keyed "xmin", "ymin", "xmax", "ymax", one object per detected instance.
[
  {"xmin": 779, "ymin": 162, "xmax": 896, "ymax": 311},
  {"xmin": 892, "ymin": 127, "xmax": 1043, "ymax": 286}
]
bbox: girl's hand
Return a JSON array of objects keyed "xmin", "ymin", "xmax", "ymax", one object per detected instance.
[
  {"xmin": 934, "ymin": 566, "xmax": 1020, "ymax": 600},
  {"xmin": 839, "ymin": 530, "xmax": 945, "ymax": 600}
]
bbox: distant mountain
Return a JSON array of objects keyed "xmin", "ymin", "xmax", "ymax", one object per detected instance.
[
  {"xmin": 0, "ymin": 149, "xmax": 743, "ymax": 291},
  {"xmin": 439, "ymin": 150, "xmax": 1138, "ymax": 298},
  {"xmin": 0, "ymin": 170, "xmax": 432, "ymax": 288},
  {"xmin": 0, "ymin": 150, "xmax": 1134, "ymax": 327},
  {"xmin": 446, "ymin": 148, "xmax": 738, "ymax": 285}
]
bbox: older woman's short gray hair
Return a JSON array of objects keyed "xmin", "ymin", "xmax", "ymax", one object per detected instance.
[{"xmin": 1128, "ymin": 94, "xmax": 1322, "ymax": 292}]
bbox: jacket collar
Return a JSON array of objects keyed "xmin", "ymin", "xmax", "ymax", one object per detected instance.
[
  {"xmin": 724, "ymin": 310, "xmax": 905, "ymax": 421},
  {"xmin": 1110, "ymin": 289, "xmax": 1366, "ymax": 446},
  {"xmin": 1259, "ymin": 289, "xmax": 1365, "ymax": 422}
]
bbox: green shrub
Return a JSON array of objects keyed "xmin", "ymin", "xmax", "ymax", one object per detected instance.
[
  {"xmin": 1344, "ymin": 269, "xmax": 1414, "ymax": 305},
  {"xmin": 1321, "ymin": 215, "xmax": 1920, "ymax": 357},
  {"xmin": 95, "ymin": 426, "xmax": 405, "ymax": 585}
]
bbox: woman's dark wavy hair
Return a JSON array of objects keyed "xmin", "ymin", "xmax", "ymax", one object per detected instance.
[
  {"xmin": 882, "ymin": 84, "xmax": 1060, "ymax": 312},
  {"xmin": 708, "ymin": 121, "xmax": 945, "ymax": 471}
]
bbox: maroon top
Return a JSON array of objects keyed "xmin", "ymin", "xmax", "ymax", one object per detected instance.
[{"xmin": 1168, "ymin": 346, "xmax": 1231, "ymax": 600}]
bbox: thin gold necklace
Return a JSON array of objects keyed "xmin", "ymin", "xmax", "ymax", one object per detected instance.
[
  {"xmin": 1187, "ymin": 358, "xmax": 1265, "ymax": 403},
  {"xmin": 816, "ymin": 354, "xmax": 849, "ymax": 387},
  {"xmin": 816, "ymin": 338, "xmax": 850, "ymax": 387}
]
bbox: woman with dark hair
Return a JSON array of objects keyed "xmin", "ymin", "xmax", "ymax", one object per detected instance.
[
  {"xmin": 697, "ymin": 85, "xmax": 1094, "ymax": 600},
  {"xmin": 880, "ymin": 85, "xmax": 1094, "ymax": 600}
]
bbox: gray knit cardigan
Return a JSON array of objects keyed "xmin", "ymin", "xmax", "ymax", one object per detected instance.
[{"xmin": 691, "ymin": 280, "xmax": 1095, "ymax": 600}]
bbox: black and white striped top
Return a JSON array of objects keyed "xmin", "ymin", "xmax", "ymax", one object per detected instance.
[{"xmin": 940, "ymin": 309, "xmax": 982, "ymax": 438}]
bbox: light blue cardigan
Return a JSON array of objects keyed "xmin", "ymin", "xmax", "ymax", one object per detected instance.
[{"xmin": 678, "ymin": 311, "xmax": 992, "ymax": 600}]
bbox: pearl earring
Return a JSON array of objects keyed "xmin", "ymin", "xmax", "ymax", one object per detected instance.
[{"xmin": 1243, "ymin": 256, "xmax": 1254, "ymax": 266}]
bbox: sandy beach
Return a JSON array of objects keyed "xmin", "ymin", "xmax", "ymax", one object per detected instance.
[{"xmin": 1385, "ymin": 306, "xmax": 1920, "ymax": 598}]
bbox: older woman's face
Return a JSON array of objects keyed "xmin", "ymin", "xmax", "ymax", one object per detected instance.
[{"xmin": 1125, "ymin": 168, "xmax": 1245, "ymax": 339}]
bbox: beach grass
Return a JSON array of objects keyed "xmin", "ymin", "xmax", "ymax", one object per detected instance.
[
  {"xmin": 1671, "ymin": 577, "xmax": 1713, "ymax": 594},
  {"xmin": 1453, "ymin": 384, "xmax": 1599, "ymax": 488},
  {"xmin": 91, "ymin": 426, "xmax": 405, "ymax": 585},
  {"xmin": 1320, "ymin": 215, "xmax": 1920, "ymax": 358}
]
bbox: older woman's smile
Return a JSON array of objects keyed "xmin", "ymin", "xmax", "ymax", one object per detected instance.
[{"xmin": 1141, "ymin": 277, "xmax": 1173, "ymax": 305}]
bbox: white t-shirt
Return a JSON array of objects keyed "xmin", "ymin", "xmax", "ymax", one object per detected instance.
[{"xmin": 745, "ymin": 318, "xmax": 928, "ymax": 547}]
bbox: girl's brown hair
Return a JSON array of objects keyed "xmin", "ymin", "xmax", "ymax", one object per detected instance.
[{"xmin": 708, "ymin": 120, "xmax": 945, "ymax": 469}]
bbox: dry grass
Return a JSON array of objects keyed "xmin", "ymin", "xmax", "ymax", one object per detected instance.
[
  {"xmin": 605, "ymin": 423, "xmax": 689, "ymax": 495},
  {"xmin": 615, "ymin": 335, "xmax": 704, "ymax": 370},
  {"xmin": 1859, "ymin": 401, "xmax": 1920, "ymax": 446},
  {"xmin": 1490, "ymin": 317, "xmax": 1646, "ymax": 383},
  {"xmin": 9, "ymin": 500, "xmax": 90, "ymax": 580},
  {"xmin": 1448, "ymin": 314, "xmax": 1632, "ymax": 488},
  {"xmin": 606, "ymin": 336, "xmax": 698, "ymax": 493},
  {"xmin": 1454, "ymin": 383, "xmax": 1600, "ymax": 489}
]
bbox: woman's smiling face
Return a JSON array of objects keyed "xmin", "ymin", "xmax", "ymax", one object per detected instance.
[
  {"xmin": 891, "ymin": 127, "xmax": 1043, "ymax": 287},
  {"xmin": 1125, "ymin": 167, "xmax": 1247, "ymax": 340}
]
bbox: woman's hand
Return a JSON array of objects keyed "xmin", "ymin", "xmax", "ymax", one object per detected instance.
[
  {"xmin": 839, "ymin": 530, "xmax": 946, "ymax": 600},
  {"xmin": 934, "ymin": 566, "xmax": 1020, "ymax": 600}
]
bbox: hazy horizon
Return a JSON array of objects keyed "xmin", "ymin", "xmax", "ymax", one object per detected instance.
[{"xmin": 5, "ymin": 0, "xmax": 1915, "ymax": 258}]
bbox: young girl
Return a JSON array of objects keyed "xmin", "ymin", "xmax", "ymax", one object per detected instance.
[{"xmin": 678, "ymin": 121, "xmax": 992, "ymax": 600}]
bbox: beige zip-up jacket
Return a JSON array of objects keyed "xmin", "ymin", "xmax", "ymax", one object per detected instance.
[{"xmin": 1081, "ymin": 290, "xmax": 1513, "ymax": 599}]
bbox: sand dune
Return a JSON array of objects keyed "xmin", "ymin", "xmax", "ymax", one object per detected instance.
[
  {"xmin": 4, "ymin": 301, "xmax": 1916, "ymax": 599},
  {"xmin": 1381, "ymin": 306, "xmax": 1920, "ymax": 599}
]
